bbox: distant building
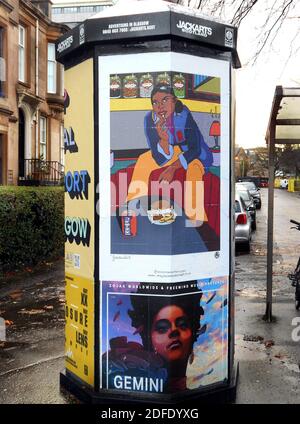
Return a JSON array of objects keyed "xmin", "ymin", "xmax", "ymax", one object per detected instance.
[
  {"xmin": 0, "ymin": 0, "xmax": 68, "ymax": 186},
  {"xmin": 51, "ymin": 0, "xmax": 115, "ymax": 28}
]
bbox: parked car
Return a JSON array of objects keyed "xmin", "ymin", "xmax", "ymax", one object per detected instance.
[
  {"xmin": 235, "ymin": 185, "xmax": 257, "ymax": 230},
  {"xmin": 236, "ymin": 176, "xmax": 260, "ymax": 188},
  {"xmin": 259, "ymin": 177, "xmax": 268, "ymax": 188},
  {"xmin": 280, "ymin": 178, "xmax": 289, "ymax": 189},
  {"xmin": 235, "ymin": 194, "xmax": 252, "ymax": 252},
  {"xmin": 236, "ymin": 181, "xmax": 261, "ymax": 209}
]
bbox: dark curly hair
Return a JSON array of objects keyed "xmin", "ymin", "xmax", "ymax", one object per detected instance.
[
  {"xmin": 128, "ymin": 281, "xmax": 204, "ymax": 351},
  {"xmin": 151, "ymin": 83, "xmax": 184, "ymax": 114}
]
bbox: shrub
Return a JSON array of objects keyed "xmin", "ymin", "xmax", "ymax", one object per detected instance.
[{"xmin": 0, "ymin": 186, "xmax": 64, "ymax": 273}]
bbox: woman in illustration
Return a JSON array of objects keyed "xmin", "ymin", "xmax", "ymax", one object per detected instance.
[
  {"xmin": 127, "ymin": 282, "xmax": 204, "ymax": 393},
  {"xmin": 126, "ymin": 84, "xmax": 213, "ymax": 225}
]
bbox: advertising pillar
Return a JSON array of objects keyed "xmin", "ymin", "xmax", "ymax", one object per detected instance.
[{"xmin": 57, "ymin": 0, "xmax": 240, "ymax": 403}]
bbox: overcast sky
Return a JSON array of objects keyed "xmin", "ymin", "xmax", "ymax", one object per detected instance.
[{"xmin": 235, "ymin": 1, "xmax": 300, "ymax": 148}]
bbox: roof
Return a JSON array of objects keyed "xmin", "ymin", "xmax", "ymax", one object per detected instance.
[
  {"xmin": 235, "ymin": 146, "xmax": 247, "ymax": 156},
  {"xmin": 56, "ymin": 0, "xmax": 240, "ymax": 65},
  {"xmin": 266, "ymin": 86, "xmax": 300, "ymax": 145}
]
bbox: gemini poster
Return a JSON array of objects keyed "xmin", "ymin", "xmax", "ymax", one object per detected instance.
[
  {"xmin": 100, "ymin": 278, "xmax": 228, "ymax": 393},
  {"xmin": 98, "ymin": 52, "xmax": 230, "ymax": 282}
]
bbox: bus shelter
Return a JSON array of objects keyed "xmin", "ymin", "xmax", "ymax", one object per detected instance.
[{"xmin": 265, "ymin": 86, "xmax": 300, "ymax": 321}]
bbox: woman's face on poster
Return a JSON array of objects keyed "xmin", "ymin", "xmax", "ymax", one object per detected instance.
[
  {"xmin": 151, "ymin": 305, "xmax": 193, "ymax": 363},
  {"xmin": 152, "ymin": 92, "xmax": 176, "ymax": 121}
]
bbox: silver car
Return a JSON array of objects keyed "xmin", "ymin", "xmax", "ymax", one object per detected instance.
[
  {"xmin": 235, "ymin": 193, "xmax": 252, "ymax": 252},
  {"xmin": 236, "ymin": 181, "xmax": 261, "ymax": 209},
  {"xmin": 236, "ymin": 185, "xmax": 257, "ymax": 231}
]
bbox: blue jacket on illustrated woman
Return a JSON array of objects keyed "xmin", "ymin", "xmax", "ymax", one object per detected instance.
[{"xmin": 144, "ymin": 105, "xmax": 213, "ymax": 171}]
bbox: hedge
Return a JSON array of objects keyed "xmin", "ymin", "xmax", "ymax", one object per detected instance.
[{"xmin": 0, "ymin": 186, "xmax": 64, "ymax": 273}]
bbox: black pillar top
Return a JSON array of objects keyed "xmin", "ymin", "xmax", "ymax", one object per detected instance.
[{"xmin": 56, "ymin": 0, "xmax": 240, "ymax": 67}]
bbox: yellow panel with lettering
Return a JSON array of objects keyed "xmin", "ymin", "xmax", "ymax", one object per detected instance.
[
  {"xmin": 64, "ymin": 58, "xmax": 95, "ymax": 281},
  {"xmin": 65, "ymin": 273, "xmax": 94, "ymax": 387}
]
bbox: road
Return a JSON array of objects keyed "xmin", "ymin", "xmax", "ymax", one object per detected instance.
[
  {"xmin": 235, "ymin": 188, "xmax": 300, "ymax": 404},
  {"xmin": 236, "ymin": 187, "xmax": 300, "ymax": 298},
  {"xmin": 0, "ymin": 187, "xmax": 299, "ymax": 403}
]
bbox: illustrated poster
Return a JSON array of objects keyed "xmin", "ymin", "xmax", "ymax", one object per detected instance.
[
  {"xmin": 99, "ymin": 52, "xmax": 230, "ymax": 282},
  {"xmin": 100, "ymin": 278, "xmax": 228, "ymax": 393}
]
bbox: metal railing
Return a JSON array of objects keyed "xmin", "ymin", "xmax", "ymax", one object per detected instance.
[{"xmin": 21, "ymin": 159, "xmax": 64, "ymax": 186}]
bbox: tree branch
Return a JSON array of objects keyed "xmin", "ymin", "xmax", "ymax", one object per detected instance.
[{"xmin": 163, "ymin": 0, "xmax": 299, "ymax": 65}]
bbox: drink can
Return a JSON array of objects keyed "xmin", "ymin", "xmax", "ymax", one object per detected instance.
[{"xmin": 121, "ymin": 211, "xmax": 137, "ymax": 237}]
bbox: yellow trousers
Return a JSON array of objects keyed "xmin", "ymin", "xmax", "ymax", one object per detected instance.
[{"xmin": 127, "ymin": 147, "xmax": 207, "ymax": 222}]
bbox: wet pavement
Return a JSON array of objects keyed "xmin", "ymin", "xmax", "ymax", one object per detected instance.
[
  {"xmin": 0, "ymin": 261, "xmax": 76, "ymax": 403},
  {"xmin": 0, "ymin": 188, "xmax": 300, "ymax": 404},
  {"xmin": 235, "ymin": 188, "xmax": 300, "ymax": 403}
]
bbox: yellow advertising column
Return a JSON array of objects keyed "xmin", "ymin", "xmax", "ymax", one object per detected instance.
[{"xmin": 63, "ymin": 59, "xmax": 95, "ymax": 388}]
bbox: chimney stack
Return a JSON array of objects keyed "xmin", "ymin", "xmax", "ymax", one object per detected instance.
[{"xmin": 31, "ymin": 0, "xmax": 53, "ymax": 18}]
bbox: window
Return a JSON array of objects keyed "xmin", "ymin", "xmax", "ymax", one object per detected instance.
[
  {"xmin": 0, "ymin": 27, "xmax": 6, "ymax": 97},
  {"xmin": 238, "ymin": 190, "xmax": 251, "ymax": 202},
  {"xmin": 18, "ymin": 25, "xmax": 26, "ymax": 82},
  {"xmin": 39, "ymin": 117, "xmax": 47, "ymax": 160},
  {"xmin": 80, "ymin": 6, "xmax": 94, "ymax": 12},
  {"xmin": 63, "ymin": 7, "xmax": 78, "ymax": 13},
  {"xmin": 234, "ymin": 200, "xmax": 241, "ymax": 213},
  {"xmin": 60, "ymin": 124, "xmax": 64, "ymax": 166},
  {"xmin": 47, "ymin": 43, "xmax": 56, "ymax": 93}
]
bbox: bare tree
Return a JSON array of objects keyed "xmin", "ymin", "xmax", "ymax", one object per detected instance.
[
  {"xmin": 278, "ymin": 146, "xmax": 300, "ymax": 176},
  {"xmin": 165, "ymin": 0, "xmax": 299, "ymax": 65}
]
